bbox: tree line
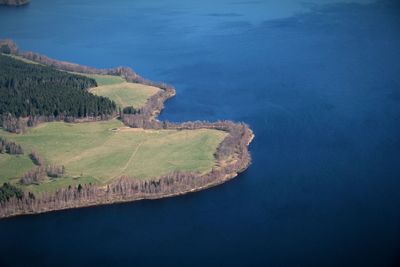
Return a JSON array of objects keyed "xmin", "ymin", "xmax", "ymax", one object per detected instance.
[
  {"xmin": 20, "ymin": 150, "xmax": 65, "ymax": 185},
  {"xmin": 0, "ymin": 137, "xmax": 23, "ymax": 154},
  {"xmin": 0, "ymin": 120, "xmax": 253, "ymax": 218},
  {"xmin": 20, "ymin": 165, "xmax": 65, "ymax": 185},
  {"xmin": 0, "ymin": 183, "xmax": 24, "ymax": 203}
]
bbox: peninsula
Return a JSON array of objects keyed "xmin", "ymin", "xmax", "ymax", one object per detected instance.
[{"xmin": 0, "ymin": 39, "xmax": 254, "ymax": 218}]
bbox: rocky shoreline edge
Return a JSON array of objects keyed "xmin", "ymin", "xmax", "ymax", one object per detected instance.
[{"xmin": 0, "ymin": 39, "xmax": 254, "ymax": 219}]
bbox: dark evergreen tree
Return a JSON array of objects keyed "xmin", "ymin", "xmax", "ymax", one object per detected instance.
[
  {"xmin": 0, "ymin": 183, "xmax": 24, "ymax": 203},
  {"xmin": 0, "ymin": 54, "xmax": 116, "ymax": 122},
  {"xmin": 122, "ymin": 106, "xmax": 139, "ymax": 114}
]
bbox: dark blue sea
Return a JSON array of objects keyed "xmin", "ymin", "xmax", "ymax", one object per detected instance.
[{"xmin": 1, "ymin": 0, "xmax": 400, "ymax": 266}]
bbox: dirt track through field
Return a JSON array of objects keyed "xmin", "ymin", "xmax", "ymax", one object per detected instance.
[{"xmin": 106, "ymin": 142, "xmax": 143, "ymax": 182}]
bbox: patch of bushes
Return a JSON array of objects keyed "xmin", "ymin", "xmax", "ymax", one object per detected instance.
[
  {"xmin": 0, "ymin": 183, "xmax": 24, "ymax": 202},
  {"xmin": 0, "ymin": 137, "xmax": 23, "ymax": 154},
  {"xmin": 122, "ymin": 106, "xmax": 139, "ymax": 114},
  {"xmin": 20, "ymin": 165, "xmax": 65, "ymax": 185}
]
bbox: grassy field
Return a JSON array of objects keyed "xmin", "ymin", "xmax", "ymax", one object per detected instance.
[
  {"xmin": 0, "ymin": 119, "xmax": 227, "ymax": 193},
  {"xmin": 0, "ymin": 154, "xmax": 34, "ymax": 184},
  {"xmin": 75, "ymin": 72, "xmax": 160, "ymax": 109},
  {"xmin": 89, "ymin": 82, "xmax": 160, "ymax": 109},
  {"xmin": 77, "ymin": 73, "xmax": 125, "ymax": 86}
]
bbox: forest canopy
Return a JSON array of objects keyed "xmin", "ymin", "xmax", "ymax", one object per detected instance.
[{"xmin": 0, "ymin": 54, "xmax": 116, "ymax": 119}]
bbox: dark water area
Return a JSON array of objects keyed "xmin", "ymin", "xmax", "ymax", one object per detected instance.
[{"xmin": 1, "ymin": 0, "xmax": 400, "ymax": 266}]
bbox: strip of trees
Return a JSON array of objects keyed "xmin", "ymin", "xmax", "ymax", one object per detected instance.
[
  {"xmin": 20, "ymin": 150, "xmax": 65, "ymax": 185},
  {"xmin": 121, "ymin": 85, "xmax": 176, "ymax": 128},
  {"xmin": 29, "ymin": 150, "xmax": 44, "ymax": 166},
  {"xmin": 0, "ymin": 137, "xmax": 23, "ymax": 155},
  {"xmin": 0, "ymin": 183, "xmax": 24, "ymax": 203},
  {"xmin": 19, "ymin": 165, "xmax": 65, "ymax": 185},
  {"xmin": 122, "ymin": 106, "xmax": 140, "ymax": 115},
  {"xmin": 1, "ymin": 120, "xmax": 253, "ymax": 218},
  {"xmin": 1, "ymin": 143, "xmax": 249, "ymax": 217}
]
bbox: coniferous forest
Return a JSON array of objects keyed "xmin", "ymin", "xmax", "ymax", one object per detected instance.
[{"xmin": 0, "ymin": 54, "xmax": 116, "ymax": 120}]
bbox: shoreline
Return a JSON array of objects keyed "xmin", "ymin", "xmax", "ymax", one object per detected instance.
[
  {"xmin": 1, "ymin": 132, "xmax": 254, "ymax": 220},
  {"xmin": 0, "ymin": 40, "xmax": 254, "ymax": 219}
]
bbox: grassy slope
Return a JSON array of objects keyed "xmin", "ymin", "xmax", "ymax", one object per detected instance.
[
  {"xmin": 5, "ymin": 54, "xmax": 40, "ymax": 65},
  {"xmin": 0, "ymin": 120, "xmax": 227, "ymax": 193},
  {"xmin": 3, "ymin": 54, "xmax": 124, "ymax": 86},
  {"xmin": 75, "ymin": 72, "xmax": 160, "ymax": 109},
  {"xmin": 76, "ymin": 73, "xmax": 125, "ymax": 86},
  {"xmin": 0, "ymin": 154, "xmax": 34, "ymax": 184},
  {"xmin": 90, "ymin": 82, "xmax": 160, "ymax": 109}
]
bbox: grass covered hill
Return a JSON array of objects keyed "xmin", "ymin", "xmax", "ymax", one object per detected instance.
[
  {"xmin": 0, "ymin": 54, "xmax": 116, "ymax": 119},
  {"xmin": 90, "ymin": 82, "xmax": 160, "ymax": 109}
]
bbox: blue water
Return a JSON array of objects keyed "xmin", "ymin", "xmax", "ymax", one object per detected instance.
[{"xmin": 1, "ymin": 0, "xmax": 400, "ymax": 266}]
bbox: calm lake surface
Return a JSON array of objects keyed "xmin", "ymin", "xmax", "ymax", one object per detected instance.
[{"xmin": 1, "ymin": 0, "xmax": 400, "ymax": 266}]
